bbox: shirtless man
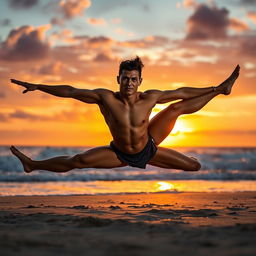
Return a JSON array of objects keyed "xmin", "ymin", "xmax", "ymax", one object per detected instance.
[{"xmin": 10, "ymin": 57, "xmax": 240, "ymax": 173}]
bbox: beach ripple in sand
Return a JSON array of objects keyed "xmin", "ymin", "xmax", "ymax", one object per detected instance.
[{"xmin": 0, "ymin": 192, "xmax": 256, "ymax": 256}]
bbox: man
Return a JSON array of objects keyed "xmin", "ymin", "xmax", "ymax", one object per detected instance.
[{"xmin": 10, "ymin": 57, "xmax": 240, "ymax": 173}]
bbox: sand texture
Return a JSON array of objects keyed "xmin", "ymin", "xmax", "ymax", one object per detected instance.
[{"xmin": 1, "ymin": 192, "xmax": 256, "ymax": 256}]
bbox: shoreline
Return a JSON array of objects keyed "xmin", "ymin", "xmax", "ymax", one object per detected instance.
[{"xmin": 1, "ymin": 180, "xmax": 256, "ymax": 196}]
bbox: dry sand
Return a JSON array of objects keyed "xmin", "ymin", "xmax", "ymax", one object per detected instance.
[{"xmin": 1, "ymin": 192, "xmax": 256, "ymax": 256}]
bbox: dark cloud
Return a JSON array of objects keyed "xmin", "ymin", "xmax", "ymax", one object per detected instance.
[
  {"xmin": 9, "ymin": 110, "xmax": 44, "ymax": 120},
  {"xmin": 142, "ymin": 3, "xmax": 150, "ymax": 12},
  {"xmin": 239, "ymin": 0, "xmax": 256, "ymax": 5},
  {"xmin": 6, "ymin": 109, "xmax": 88, "ymax": 122},
  {"xmin": 88, "ymin": 36, "xmax": 113, "ymax": 46},
  {"xmin": 0, "ymin": 25, "xmax": 50, "ymax": 61},
  {"xmin": 50, "ymin": 17, "xmax": 65, "ymax": 26},
  {"xmin": 186, "ymin": 4, "xmax": 229, "ymax": 40},
  {"xmin": 0, "ymin": 18, "xmax": 11, "ymax": 26},
  {"xmin": 8, "ymin": 0, "xmax": 39, "ymax": 9}
]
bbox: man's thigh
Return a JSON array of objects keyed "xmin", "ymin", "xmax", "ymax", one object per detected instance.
[
  {"xmin": 148, "ymin": 147, "xmax": 200, "ymax": 171},
  {"xmin": 75, "ymin": 146, "xmax": 127, "ymax": 168},
  {"xmin": 148, "ymin": 105, "xmax": 180, "ymax": 145}
]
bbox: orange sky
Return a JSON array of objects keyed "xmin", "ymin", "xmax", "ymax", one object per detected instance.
[{"xmin": 0, "ymin": 0, "xmax": 256, "ymax": 147}]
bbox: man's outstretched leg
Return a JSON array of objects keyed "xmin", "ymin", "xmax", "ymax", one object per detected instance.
[
  {"xmin": 149, "ymin": 65, "xmax": 240, "ymax": 144},
  {"xmin": 10, "ymin": 145, "xmax": 127, "ymax": 173},
  {"xmin": 148, "ymin": 147, "xmax": 201, "ymax": 171}
]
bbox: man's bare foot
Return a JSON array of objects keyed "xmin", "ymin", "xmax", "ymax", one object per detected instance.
[
  {"xmin": 10, "ymin": 146, "xmax": 34, "ymax": 173},
  {"xmin": 218, "ymin": 65, "xmax": 240, "ymax": 95}
]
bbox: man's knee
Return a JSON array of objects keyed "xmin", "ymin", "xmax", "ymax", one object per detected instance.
[
  {"xmin": 71, "ymin": 154, "xmax": 90, "ymax": 169},
  {"xmin": 184, "ymin": 159, "xmax": 201, "ymax": 172},
  {"xmin": 170, "ymin": 102, "xmax": 184, "ymax": 115}
]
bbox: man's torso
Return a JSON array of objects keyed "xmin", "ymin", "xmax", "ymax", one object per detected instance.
[{"xmin": 97, "ymin": 90, "xmax": 158, "ymax": 153}]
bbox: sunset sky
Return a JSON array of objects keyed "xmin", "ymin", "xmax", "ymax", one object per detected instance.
[{"xmin": 0, "ymin": 0, "xmax": 256, "ymax": 147}]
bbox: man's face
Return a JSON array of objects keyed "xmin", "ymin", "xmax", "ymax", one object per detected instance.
[{"xmin": 117, "ymin": 70, "xmax": 142, "ymax": 96}]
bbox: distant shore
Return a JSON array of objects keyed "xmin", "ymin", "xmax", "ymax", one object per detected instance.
[{"xmin": 1, "ymin": 192, "xmax": 256, "ymax": 255}]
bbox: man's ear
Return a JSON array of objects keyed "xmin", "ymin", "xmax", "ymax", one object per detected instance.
[
  {"xmin": 139, "ymin": 77, "xmax": 143, "ymax": 85},
  {"xmin": 117, "ymin": 76, "xmax": 120, "ymax": 84}
]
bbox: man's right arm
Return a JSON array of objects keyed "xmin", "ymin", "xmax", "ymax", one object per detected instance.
[
  {"xmin": 10, "ymin": 79, "xmax": 106, "ymax": 104},
  {"xmin": 37, "ymin": 85, "xmax": 104, "ymax": 104}
]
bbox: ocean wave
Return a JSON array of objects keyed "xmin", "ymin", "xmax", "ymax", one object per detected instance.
[{"xmin": 1, "ymin": 146, "xmax": 256, "ymax": 182}]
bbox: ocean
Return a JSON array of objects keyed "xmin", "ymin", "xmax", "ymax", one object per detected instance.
[{"xmin": 1, "ymin": 146, "xmax": 256, "ymax": 196}]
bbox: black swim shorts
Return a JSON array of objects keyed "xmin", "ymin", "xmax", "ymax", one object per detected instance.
[{"xmin": 109, "ymin": 135, "xmax": 158, "ymax": 169}]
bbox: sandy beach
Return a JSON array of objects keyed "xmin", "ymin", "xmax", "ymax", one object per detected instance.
[{"xmin": 1, "ymin": 192, "xmax": 256, "ymax": 256}]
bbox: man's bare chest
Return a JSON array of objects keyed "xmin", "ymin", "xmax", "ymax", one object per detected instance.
[{"xmin": 99, "ymin": 98, "xmax": 154, "ymax": 127}]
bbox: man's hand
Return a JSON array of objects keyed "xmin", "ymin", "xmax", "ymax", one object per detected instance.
[{"xmin": 10, "ymin": 79, "xmax": 38, "ymax": 93}]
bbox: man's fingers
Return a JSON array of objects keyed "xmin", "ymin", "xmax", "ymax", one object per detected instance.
[
  {"xmin": 10, "ymin": 79, "xmax": 23, "ymax": 85},
  {"xmin": 10, "ymin": 79, "xmax": 18, "ymax": 84}
]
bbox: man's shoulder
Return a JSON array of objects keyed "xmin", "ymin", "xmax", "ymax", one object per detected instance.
[
  {"xmin": 141, "ymin": 89, "xmax": 162, "ymax": 98},
  {"xmin": 94, "ymin": 88, "xmax": 115, "ymax": 96}
]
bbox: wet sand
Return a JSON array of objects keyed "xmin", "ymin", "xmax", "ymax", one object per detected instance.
[{"xmin": 1, "ymin": 192, "xmax": 256, "ymax": 255}]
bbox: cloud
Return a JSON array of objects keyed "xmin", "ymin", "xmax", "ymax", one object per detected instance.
[
  {"xmin": 59, "ymin": 0, "xmax": 91, "ymax": 19},
  {"xmin": 37, "ymin": 61, "xmax": 63, "ymax": 75},
  {"xmin": 50, "ymin": 29, "xmax": 76, "ymax": 44},
  {"xmin": 93, "ymin": 52, "xmax": 114, "ymax": 62},
  {"xmin": 0, "ymin": 24, "xmax": 51, "ymax": 61},
  {"xmin": 119, "ymin": 36, "xmax": 170, "ymax": 48},
  {"xmin": 0, "ymin": 108, "xmax": 94, "ymax": 123},
  {"xmin": 87, "ymin": 36, "xmax": 114, "ymax": 48},
  {"xmin": 239, "ymin": 0, "xmax": 256, "ymax": 5},
  {"xmin": 114, "ymin": 28, "xmax": 134, "ymax": 37},
  {"xmin": 247, "ymin": 11, "xmax": 256, "ymax": 23},
  {"xmin": 8, "ymin": 0, "xmax": 39, "ymax": 9},
  {"xmin": 110, "ymin": 18, "xmax": 122, "ymax": 24},
  {"xmin": 183, "ymin": 0, "xmax": 198, "ymax": 8},
  {"xmin": 187, "ymin": 129, "xmax": 256, "ymax": 135},
  {"xmin": 186, "ymin": 4, "xmax": 230, "ymax": 40},
  {"xmin": 86, "ymin": 18, "xmax": 107, "ymax": 26},
  {"xmin": 239, "ymin": 35, "xmax": 256, "ymax": 57},
  {"xmin": 0, "ymin": 18, "xmax": 11, "ymax": 27},
  {"xmin": 50, "ymin": 17, "xmax": 65, "ymax": 26},
  {"xmin": 9, "ymin": 109, "xmax": 44, "ymax": 120},
  {"xmin": 229, "ymin": 18, "xmax": 249, "ymax": 31}
]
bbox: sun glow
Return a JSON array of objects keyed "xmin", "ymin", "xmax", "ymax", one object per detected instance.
[
  {"xmin": 155, "ymin": 182, "xmax": 175, "ymax": 191},
  {"xmin": 150, "ymin": 105, "xmax": 194, "ymax": 135}
]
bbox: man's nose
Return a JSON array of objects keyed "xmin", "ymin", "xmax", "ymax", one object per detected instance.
[{"xmin": 128, "ymin": 79, "xmax": 133, "ymax": 86}]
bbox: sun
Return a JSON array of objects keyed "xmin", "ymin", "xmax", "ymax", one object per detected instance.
[
  {"xmin": 155, "ymin": 181, "xmax": 175, "ymax": 191},
  {"xmin": 170, "ymin": 119, "xmax": 193, "ymax": 135},
  {"xmin": 150, "ymin": 105, "xmax": 194, "ymax": 134}
]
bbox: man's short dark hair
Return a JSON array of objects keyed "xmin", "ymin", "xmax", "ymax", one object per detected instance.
[{"xmin": 119, "ymin": 56, "xmax": 144, "ymax": 77}]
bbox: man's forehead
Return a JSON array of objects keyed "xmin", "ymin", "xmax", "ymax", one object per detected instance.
[{"xmin": 120, "ymin": 70, "xmax": 140, "ymax": 77}]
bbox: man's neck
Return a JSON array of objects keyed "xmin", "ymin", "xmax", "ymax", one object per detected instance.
[{"xmin": 118, "ymin": 91, "xmax": 140, "ymax": 105}]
